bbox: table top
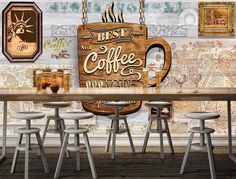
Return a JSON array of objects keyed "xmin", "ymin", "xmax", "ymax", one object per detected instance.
[{"xmin": 0, "ymin": 87, "xmax": 235, "ymax": 101}]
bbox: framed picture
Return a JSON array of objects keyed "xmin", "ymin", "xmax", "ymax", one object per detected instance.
[
  {"xmin": 2, "ymin": 2, "xmax": 42, "ymax": 62},
  {"xmin": 198, "ymin": 2, "xmax": 235, "ymax": 36}
]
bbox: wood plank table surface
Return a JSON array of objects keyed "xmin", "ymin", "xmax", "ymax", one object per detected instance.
[
  {"xmin": 0, "ymin": 87, "xmax": 235, "ymax": 164},
  {"xmin": 0, "ymin": 87, "xmax": 236, "ymax": 101}
]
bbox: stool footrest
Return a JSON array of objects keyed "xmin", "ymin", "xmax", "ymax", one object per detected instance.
[
  {"xmin": 149, "ymin": 129, "xmax": 167, "ymax": 133},
  {"xmin": 191, "ymin": 143, "xmax": 214, "ymax": 152},
  {"xmin": 46, "ymin": 115, "xmax": 62, "ymax": 120},
  {"xmin": 47, "ymin": 129, "xmax": 62, "ymax": 134},
  {"xmin": 67, "ymin": 143, "xmax": 86, "ymax": 152},
  {"xmin": 65, "ymin": 128, "xmax": 88, "ymax": 134},
  {"xmin": 190, "ymin": 127, "xmax": 215, "ymax": 134},
  {"xmin": 16, "ymin": 128, "xmax": 40, "ymax": 134},
  {"xmin": 108, "ymin": 128, "xmax": 127, "ymax": 134},
  {"xmin": 17, "ymin": 143, "xmax": 40, "ymax": 151}
]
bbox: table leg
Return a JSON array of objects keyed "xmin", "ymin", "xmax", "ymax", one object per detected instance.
[
  {"xmin": 227, "ymin": 100, "xmax": 236, "ymax": 163},
  {"xmin": 0, "ymin": 101, "xmax": 7, "ymax": 163}
]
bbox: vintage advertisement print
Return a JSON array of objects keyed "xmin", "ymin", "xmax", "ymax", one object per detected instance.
[
  {"xmin": 2, "ymin": 2, "xmax": 42, "ymax": 62},
  {"xmin": 198, "ymin": 2, "xmax": 235, "ymax": 36},
  {"xmin": 78, "ymin": 2, "xmax": 171, "ymax": 115}
]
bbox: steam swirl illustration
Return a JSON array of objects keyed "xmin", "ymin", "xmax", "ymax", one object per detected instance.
[
  {"xmin": 102, "ymin": 1, "xmax": 124, "ymax": 23},
  {"xmin": 102, "ymin": 11, "xmax": 108, "ymax": 23},
  {"xmin": 118, "ymin": 11, "xmax": 124, "ymax": 23},
  {"xmin": 108, "ymin": 2, "xmax": 116, "ymax": 22}
]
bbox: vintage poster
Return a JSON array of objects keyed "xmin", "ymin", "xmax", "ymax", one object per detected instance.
[{"xmin": 2, "ymin": 2, "xmax": 42, "ymax": 62}]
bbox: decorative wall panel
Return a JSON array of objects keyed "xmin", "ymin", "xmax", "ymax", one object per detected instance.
[{"xmin": 0, "ymin": 0, "xmax": 235, "ymax": 138}]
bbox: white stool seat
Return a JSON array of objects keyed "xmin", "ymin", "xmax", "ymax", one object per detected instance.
[
  {"xmin": 64, "ymin": 128, "xmax": 88, "ymax": 134},
  {"xmin": 190, "ymin": 127, "xmax": 215, "ymax": 134},
  {"xmin": 105, "ymin": 101, "xmax": 130, "ymax": 107},
  {"xmin": 60, "ymin": 112, "xmax": 94, "ymax": 120},
  {"xmin": 185, "ymin": 112, "xmax": 220, "ymax": 120},
  {"xmin": 12, "ymin": 112, "xmax": 45, "ymax": 120},
  {"xmin": 46, "ymin": 115, "xmax": 62, "ymax": 120},
  {"xmin": 145, "ymin": 101, "xmax": 172, "ymax": 107},
  {"xmin": 16, "ymin": 127, "xmax": 41, "ymax": 134},
  {"xmin": 43, "ymin": 102, "xmax": 72, "ymax": 108}
]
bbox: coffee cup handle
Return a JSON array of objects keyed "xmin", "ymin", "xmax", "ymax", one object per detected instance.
[{"xmin": 145, "ymin": 37, "xmax": 172, "ymax": 86}]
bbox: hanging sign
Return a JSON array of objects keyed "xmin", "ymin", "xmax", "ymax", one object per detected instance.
[
  {"xmin": 78, "ymin": 2, "xmax": 171, "ymax": 115},
  {"xmin": 2, "ymin": 2, "xmax": 42, "ymax": 62}
]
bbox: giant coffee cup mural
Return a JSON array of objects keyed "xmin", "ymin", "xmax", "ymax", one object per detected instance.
[{"xmin": 78, "ymin": 1, "xmax": 172, "ymax": 115}]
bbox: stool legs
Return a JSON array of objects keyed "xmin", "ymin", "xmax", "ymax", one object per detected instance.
[
  {"xmin": 42, "ymin": 119, "xmax": 50, "ymax": 144},
  {"xmin": 60, "ymin": 119, "xmax": 70, "ymax": 158},
  {"xmin": 11, "ymin": 134, "xmax": 23, "ymax": 173},
  {"xmin": 24, "ymin": 134, "xmax": 30, "ymax": 179},
  {"xmin": 54, "ymin": 132, "xmax": 97, "ymax": 179},
  {"xmin": 75, "ymin": 120, "xmax": 80, "ymax": 171},
  {"xmin": 180, "ymin": 131, "xmax": 216, "ymax": 179},
  {"xmin": 107, "ymin": 118, "xmax": 135, "ymax": 159},
  {"xmin": 143, "ymin": 106, "xmax": 174, "ymax": 158},
  {"xmin": 158, "ymin": 118, "xmax": 164, "ymax": 160},
  {"xmin": 84, "ymin": 133, "xmax": 97, "ymax": 179},
  {"xmin": 36, "ymin": 133, "xmax": 49, "ymax": 174},
  {"xmin": 124, "ymin": 118, "xmax": 135, "ymax": 155},
  {"xmin": 164, "ymin": 119, "xmax": 174, "ymax": 154},
  {"xmin": 58, "ymin": 120, "xmax": 64, "ymax": 145},
  {"xmin": 54, "ymin": 133, "xmax": 69, "ymax": 179},
  {"xmin": 42, "ymin": 107, "xmax": 70, "ymax": 158},
  {"xmin": 142, "ymin": 117, "xmax": 152, "ymax": 153},
  {"xmin": 41, "ymin": 118, "xmax": 70, "ymax": 158},
  {"xmin": 111, "ymin": 107, "xmax": 119, "ymax": 159},
  {"xmin": 180, "ymin": 132, "xmax": 194, "ymax": 174},
  {"xmin": 11, "ymin": 132, "xmax": 49, "ymax": 179},
  {"xmin": 105, "ymin": 120, "xmax": 113, "ymax": 152},
  {"xmin": 200, "ymin": 120, "xmax": 205, "ymax": 146},
  {"xmin": 111, "ymin": 120, "xmax": 117, "ymax": 159},
  {"xmin": 206, "ymin": 133, "xmax": 216, "ymax": 179}
]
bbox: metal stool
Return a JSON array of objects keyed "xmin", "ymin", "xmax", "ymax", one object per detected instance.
[
  {"xmin": 180, "ymin": 112, "xmax": 220, "ymax": 179},
  {"xmin": 54, "ymin": 112, "xmax": 97, "ymax": 179},
  {"xmin": 105, "ymin": 101, "xmax": 135, "ymax": 160},
  {"xmin": 142, "ymin": 101, "xmax": 174, "ymax": 159},
  {"xmin": 42, "ymin": 102, "xmax": 72, "ymax": 157},
  {"xmin": 11, "ymin": 112, "xmax": 49, "ymax": 179}
]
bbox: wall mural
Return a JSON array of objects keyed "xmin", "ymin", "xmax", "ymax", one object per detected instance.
[
  {"xmin": 2, "ymin": 2, "xmax": 42, "ymax": 62},
  {"xmin": 0, "ymin": 0, "xmax": 236, "ymax": 138}
]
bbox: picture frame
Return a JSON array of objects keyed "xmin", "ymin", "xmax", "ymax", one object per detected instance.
[
  {"xmin": 198, "ymin": 2, "xmax": 235, "ymax": 36},
  {"xmin": 2, "ymin": 2, "xmax": 42, "ymax": 62}
]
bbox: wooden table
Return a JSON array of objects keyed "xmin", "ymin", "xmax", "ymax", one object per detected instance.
[{"xmin": 0, "ymin": 87, "xmax": 235, "ymax": 163}]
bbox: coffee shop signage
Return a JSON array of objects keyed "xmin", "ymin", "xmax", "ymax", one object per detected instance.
[{"xmin": 78, "ymin": 2, "xmax": 171, "ymax": 115}]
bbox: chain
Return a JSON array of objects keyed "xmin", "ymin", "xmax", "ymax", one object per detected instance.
[
  {"xmin": 82, "ymin": 0, "xmax": 143, "ymax": 26},
  {"xmin": 82, "ymin": 0, "xmax": 88, "ymax": 26},
  {"xmin": 139, "ymin": 0, "xmax": 145, "ymax": 25}
]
